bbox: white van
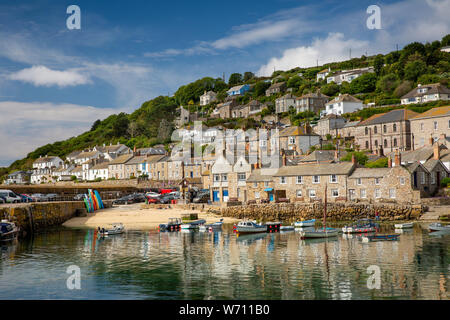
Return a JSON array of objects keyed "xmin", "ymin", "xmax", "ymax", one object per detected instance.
[{"xmin": 0, "ymin": 190, "xmax": 22, "ymax": 203}]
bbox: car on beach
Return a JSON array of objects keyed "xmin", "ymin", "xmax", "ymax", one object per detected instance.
[
  {"xmin": 0, "ymin": 190, "xmax": 22, "ymax": 203},
  {"xmin": 113, "ymin": 193, "xmax": 146, "ymax": 205},
  {"xmin": 145, "ymin": 192, "xmax": 160, "ymax": 198}
]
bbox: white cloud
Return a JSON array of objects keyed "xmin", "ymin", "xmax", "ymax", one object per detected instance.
[
  {"xmin": 257, "ymin": 33, "xmax": 369, "ymax": 76},
  {"xmin": 9, "ymin": 65, "xmax": 90, "ymax": 88},
  {"xmin": 0, "ymin": 101, "xmax": 120, "ymax": 166}
]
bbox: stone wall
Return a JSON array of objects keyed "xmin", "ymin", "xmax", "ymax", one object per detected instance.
[{"xmin": 220, "ymin": 202, "xmax": 425, "ymax": 222}]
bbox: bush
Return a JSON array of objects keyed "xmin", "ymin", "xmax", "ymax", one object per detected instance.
[
  {"xmin": 341, "ymin": 151, "xmax": 368, "ymax": 165},
  {"xmin": 441, "ymin": 177, "xmax": 450, "ymax": 188},
  {"xmin": 366, "ymin": 157, "xmax": 388, "ymax": 168},
  {"xmin": 70, "ymin": 175, "xmax": 77, "ymax": 181}
]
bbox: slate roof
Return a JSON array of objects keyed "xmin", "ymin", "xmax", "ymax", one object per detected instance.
[
  {"xmin": 300, "ymin": 150, "xmax": 348, "ymax": 163},
  {"xmin": 297, "ymin": 92, "xmax": 329, "ymax": 100},
  {"xmin": 274, "ymin": 162, "xmax": 355, "ymax": 176},
  {"xmin": 410, "ymin": 106, "xmax": 450, "ymax": 120},
  {"xmin": 34, "ymin": 156, "xmax": 60, "ymax": 163},
  {"xmin": 246, "ymin": 169, "xmax": 274, "ymax": 182},
  {"xmin": 125, "ymin": 156, "xmax": 147, "ymax": 165},
  {"xmin": 108, "ymin": 154, "xmax": 134, "ymax": 165},
  {"xmin": 357, "ymin": 109, "xmax": 419, "ymax": 126},
  {"xmin": 401, "ymin": 84, "xmax": 450, "ymax": 100},
  {"xmin": 325, "ymin": 94, "xmax": 362, "ymax": 105},
  {"xmin": 349, "ymin": 167, "xmax": 392, "ymax": 179},
  {"xmin": 91, "ymin": 163, "xmax": 110, "ymax": 170},
  {"xmin": 279, "ymin": 125, "xmax": 317, "ymax": 137}
]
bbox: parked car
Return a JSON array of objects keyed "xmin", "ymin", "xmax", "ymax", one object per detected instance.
[
  {"xmin": 113, "ymin": 193, "xmax": 146, "ymax": 205},
  {"xmin": 158, "ymin": 194, "xmax": 176, "ymax": 204},
  {"xmin": 0, "ymin": 196, "xmax": 6, "ymax": 204},
  {"xmin": 0, "ymin": 190, "xmax": 22, "ymax": 203},
  {"xmin": 73, "ymin": 193, "xmax": 85, "ymax": 201},
  {"xmin": 145, "ymin": 192, "xmax": 161, "ymax": 198},
  {"xmin": 193, "ymin": 191, "xmax": 210, "ymax": 203},
  {"xmin": 31, "ymin": 193, "xmax": 47, "ymax": 202},
  {"xmin": 19, "ymin": 194, "xmax": 33, "ymax": 203},
  {"xmin": 46, "ymin": 193, "xmax": 59, "ymax": 201},
  {"xmin": 167, "ymin": 191, "xmax": 181, "ymax": 199}
]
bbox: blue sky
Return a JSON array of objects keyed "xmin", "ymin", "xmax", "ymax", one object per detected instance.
[{"xmin": 0, "ymin": 0, "xmax": 449, "ymax": 166}]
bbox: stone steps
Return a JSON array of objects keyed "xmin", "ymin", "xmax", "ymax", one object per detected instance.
[{"xmin": 420, "ymin": 206, "xmax": 450, "ymax": 220}]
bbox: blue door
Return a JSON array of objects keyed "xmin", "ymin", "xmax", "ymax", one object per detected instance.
[
  {"xmin": 222, "ymin": 189, "xmax": 229, "ymax": 202},
  {"xmin": 269, "ymin": 193, "xmax": 274, "ymax": 201},
  {"xmin": 213, "ymin": 191, "xmax": 219, "ymax": 202}
]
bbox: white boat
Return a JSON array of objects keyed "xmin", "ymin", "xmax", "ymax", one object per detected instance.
[
  {"xmin": 294, "ymin": 219, "xmax": 316, "ymax": 227},
  {"xmin": 181, "ymin": 219, "xmax": 207, "ymax": 230},
  {"xmin": 299, "ymin": 227, "xmax": 339, "ymax": 239},
  {"xmin": 98, "ymin": 223, "xmax": 124, "ymax": 235},
  {"xmin": 280, "ymin": 225, "xmax": 295, "ymax": 231},
  {"xmin": 199, "ymin": 219, "xmax": 224, "ymax": 232},
  {"xmin": 235, "ymin": 220, "xmax": 267, "ymax": 234},
  {"xmin": 0, "ymin": 220, "xmax": 19, "ymax": 241},
  {"xmin": 394, "ymin": 222, "xmax": 414, "ymax": 229},
  {"xmin": 429, "ymin": 223, "xmax": 450, "ymax": 232}
]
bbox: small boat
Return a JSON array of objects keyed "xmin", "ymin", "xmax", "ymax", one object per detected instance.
[
  {"xmin": 428, "ymin": 223, "xmax": 450, "ymax": 232},
  {"xmin": 299, "ymin": 227, "xmax": 339, "ymax": 239},
  {"xmin": 159, "ymin": 218, "xmax": 182, "ymax": 232},
  {"xmin": 98, "ymin": 223, "xmax": 124, "ymax": 236},
  {"xmin": 362, "ymin": 234, "xmax": 400, "ymax": 242},
  {"xmin": 199, "ymin": 219, "xmax": 224, "ymax": 232},
  {"xmin": 294, "ymin": 219, "xmax": 316, "ymax": 227},
  {"xmin": 280, "ymin": 225, "xmax": 295, "ymax": 231},
  {"xmin": 394, "ymin": 222, "xmax": 414, "ymax": 229},
  {"xmin": 235, "ymin": 220, "xmax": 267, "ymax": 234},
  {"xmin": 342, "ymin": 219, "xmax": 377, "ymax": 234},
  {"xmin": 181, "ymin": 219, "xmax": 207, "ymax": 230},
  {"xmin": 0, "ymin": 220, "xmax": 19, "ymax": 241}
]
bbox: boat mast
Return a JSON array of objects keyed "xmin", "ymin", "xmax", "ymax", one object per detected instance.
[{"xmin": 323, "ymin": 184, "xmax": 327, "ymax": 230}]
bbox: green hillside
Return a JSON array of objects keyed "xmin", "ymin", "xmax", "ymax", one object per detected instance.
[{"xmin": 2, "ymin": 34, "xmax": 450, "ymax": 180}]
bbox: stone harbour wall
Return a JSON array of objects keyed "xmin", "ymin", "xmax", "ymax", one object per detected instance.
[{"xmin": 220, "ymin": 202, "xmax": 426, "ymax": 222}]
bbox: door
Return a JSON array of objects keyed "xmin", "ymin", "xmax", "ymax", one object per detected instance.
[
  {"xmin": 222, "ymin": 189, "xmax": 229, "ymax": 202},
  {"xmin": 213, "ymin": 191, "xmax": 219, "ymax": 202},
  {"xmin": 349, "ymin": 189, "xmax": 355, "ymax": 200},
  {"xmin": 413, "ymin": 172, "xmax": 417, "ymax": 188},
  {"xmin": 269, "ymin": 193, "xmax": 274, "ymax": 202}
]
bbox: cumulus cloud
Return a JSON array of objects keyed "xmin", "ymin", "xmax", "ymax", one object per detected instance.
[
  {"xmin": 0, "ymin": 101, "xmax": 119, "ymax": 166},
  {"xmin": 257, "ymin": 33, "xmax": 369, "ymax": 76},
  {"xmin": 9, "ymin": 65, "xmax": 90, "ymax": 87}
]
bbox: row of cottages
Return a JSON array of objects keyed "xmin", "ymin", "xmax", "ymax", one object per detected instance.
[
  {"xmin": 355, "ymin": 109, "xmax": 419, "ymax": 153},
  {"xmin": 314, "ymin": 114, "xmax": 360, "ymax": 139},
  {"xmin": 275, "ymin": 92, "xmax": 329, "ymax": 114},
  {"xmin": 400, "ymin": 83, "xmax": 450, "ymax": 105},
  {"xmin": 31, "ymin": 155, "xmax": 64, "ymax": 184},
  {"xmin": 410, "ymin": 105, "xmax": 450, "ymax": 149},
  {"xmin": 4, "ymin": 170, "xmax": 32, "ymax": 185},
  {"xmin": 326, "ymin": 67, "xmax": 374, "ymax": 85}
]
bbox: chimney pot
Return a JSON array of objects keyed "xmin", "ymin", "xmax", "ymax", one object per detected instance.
[
  {"xmin": 433, "ymin": 143, "xmax": 440, "ymax": 160},
  {"xmin": 394, "ymin": 149, "xmax": 401, "ymax": 167}
]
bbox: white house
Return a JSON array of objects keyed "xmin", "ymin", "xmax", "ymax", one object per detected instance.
[
  {"xmin": 32, "ymin": 156, "xmax": 63, "ymax": 170},
  {"xmin": 200, "ymin": 91, "xmax": 217, "ymax": 106},
  {"xmin": 401, "ymin": 83, "xmax": 450, "ymax": 105},
  {"xmin": 326, "ymin": 67, "xmax": 374, "ymax": 85},
  {"xmin": 74, "ymin": 149, "xmax": 102, "ymax": 165},
  {"xmin": 324, "ymin": 94, "xmax": 363, "ymax": 116},
  {"xmin": 88, "ymin": 162, "xmax": 109, "ymax": 181},
  {"xmin": 316, "ymin": 68, "xmax": 330, "ymax": 82}
]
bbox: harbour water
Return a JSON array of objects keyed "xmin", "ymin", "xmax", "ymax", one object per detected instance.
[{"xmin": 0, "ymin": 224, "xmax": 449, "ymax": 300}]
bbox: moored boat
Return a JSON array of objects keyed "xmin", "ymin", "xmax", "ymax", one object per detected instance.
[
  {"xmin": 299, "ymin": 228, "xmax": 339, "ymax": 239},
  {"xmin": 394, "ymin": 222, "xmax": 414, "ymax": 229},
  {"xmin": 235, "ymin": 220, "xmax": 267, "ymax": 234},
  {"xmin": 428, "ymin": 223, "xmax": 450, "ymax": 232},
  {"xmin": 181, "ymin": 219, "xmax": 207, "ymax": 230},
  {"xmin": 280, "ymin": 225, "xmax": 295, "ymax": 231},
  {"xmin": 294, "ymin": 219, "xmax": 316, "ymax": 227},
  {"xmin": 199, "ymin": 219, "xmax": 223, "ymax": 232},
  {"xmin": 98, "ymin": 223, "xmax": 124, "ymax": 236},
  {"xmin": 0, "ymin": 220, "xmax": 19, "ymax": 241},
  {"xmin": 159, "ymin": 218, "xmax": 182, "ymax": 232},
  {"xmin": 362, "ymin": 234, "xmax": 400, "ymax": 242},
  {"xmin": 342, "ymin": 219, "xmax": 377, "ymax": 234}
]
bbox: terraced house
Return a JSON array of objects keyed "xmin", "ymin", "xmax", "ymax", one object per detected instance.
[
  {"xmin": 410, "ymin": 106, "xmax": 450, "ymax": 149},
  {"xmin": 108, "ymin": 154, "xmax": 134, "ymax": 180}
]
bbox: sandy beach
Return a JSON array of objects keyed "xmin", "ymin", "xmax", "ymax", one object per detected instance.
[{"xmin": 62, "ymin": 203, "xmax": 240, "ymax": 230}]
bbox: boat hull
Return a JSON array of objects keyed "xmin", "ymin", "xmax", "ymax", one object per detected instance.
[
  {"xmin": 362, "ymin": 234, "xmax": 400, "ymax": 242},
  {"xmin": 394, "ymin": 223, "xmax": 414, "ymax": 229},
  {"xmin": 429, "ymin": 223, "xmax": 450, "ymax": 232},
  {"xmin": 236, "ymin": 226, "xmax": 267, "ymax": 234},
  {"xmin": 342, "ymin": 226, "xmax": 376, "ymax": 233},
  {"xmin": 294, "ymin": 220, "xmax": 315, "ymax": 227},
  {"xmin": 299, "ymin": 229, "xmax": 339, "ymax": 239}
]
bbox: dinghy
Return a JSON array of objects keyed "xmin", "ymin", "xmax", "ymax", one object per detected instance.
[
  {"xmin": 181, "ymin": 219, "xmax": 207, "ymax": 230},
  {"xmin": 0, "ymin": 220, "xmax": 19, "ymax": 242},
  {"xmin": 394, "ymin": 222, "xmax": 414, "ymax": 229},
  {"xmin": 342, "ymin": 219, "xmax": 377, "ymax": 233},
  {"xmin": 294, "ymin": 219, "xmax": 316, "ymax": 227},
  {"xmin": 98, "ymin": 223, "xmax": 124, "ymax": 236},
  {"xmin": 362, "ymin": 234, "xmax": 400, "ymax": 242},
  {"xmin": 159, "ymin": 218, "xmax": 182, "ymax": 232},
  {"xmin": 428, "ymin": 223, "xmax": 450, "ymax": 232},
  {"xmin": 235, "ymin": 220, "xmax": 267, "ymax": 234},
  {"xmin": 199, "ymin": 219, "xmax": 224, "ymax": 232}
]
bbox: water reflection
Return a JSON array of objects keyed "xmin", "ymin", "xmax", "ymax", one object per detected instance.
[{"xmin": 0, "ymin": 225, "xmax": 449, "ymax": 300}]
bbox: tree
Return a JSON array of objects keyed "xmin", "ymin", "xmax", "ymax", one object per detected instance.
[
  {"xmin": 376, "ymin": 73, "xmax": 400, "ymax": 93},
  {"xmin": 228, "ymin": 73, "xmax": 243, "ymax": 86},
  {"xmin": 287, "ymin": 76, "xmax": 303, "ymax": 88},
  {"xmin": 417, "ymin": 74, "xmax": 440, "ymax": 85},
  {"xmin": 374, "ymin": 54, "xmax": 384, "ymax": 76},
  {"xmin": 112, "ymin": 113, "xmax": 129, "ymax": 137},
  {"xmin": 91, "ymin": 119, "xmax": 101, "ymax": 131},
  {"xmin": 243, "ymin": 72, "xmax": 255, "ymax": 82},
  {"xmin": 441, "ymin": 34, "xmax": 450, "ymax": 47},
  {"xmin": 366, "ymin": 157, "xmax": 388, "ymax": 168},
  {"xmin": 349, "ymin": 73, "xmax": 377, "ymax": 94},
  {"xmin": 404, "ymin": 60, "xmax": 427, "ymax": 81},
  {"xmin": 341, "ymin": 151, "xmax": 368, "ymax": 165},
  {"xmin": 253, "ymin": 81, "xmax": 270, "ymax": 97},
  {"xmin": 320, "ymin": 82, "xmax": 340, "ymax": 96},
  {"xmin": 394, "ymin": 80, "xmax": 414, "ymax": 98}
]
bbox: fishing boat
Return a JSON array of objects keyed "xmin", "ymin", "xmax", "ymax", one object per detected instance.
[
  {"xmin": 362, "ymin": 234, "xmax": 400, "ymax": 242},
  {"xmin": 280, "ymin": 225, "xmax": 295, "ymax": 231},
  {"xmin": 0, "ymin": 220, "xmax": 19, "ymax": 241},
  {"xmin": 342, "ymin": 219, "xmax": 377, "ymax": 234},
  {"xmin": 199, "ymin": 219, "xmax": 224, "ymax": 232},
  {"xmin": 159, "ymin": 218, "xmax": 182, "ymax": 232},
  {"xmin": 180, "ymin": 219, "xmax": 206, "ymax": 230},
  {"xmin": 299, "ymin": 185, "xmax": 339, "ymax": 239},
  {"xmin": 294, "ymin": 219, "xmax": 316, "ymax": 227},
  {"xmin": 98, "ymin": 223, "xmax": 124, "ymax": 236},
  {"xmin": 394, "ymin": 222, "xmax": 414, "ymax": 229},
  {"xmin": 428, "ymin": 223, "xmax": 450, "ymax": 232},
  {"xmin": 235, "ymin": 220, "xmax": 267, "ymax": 234}
]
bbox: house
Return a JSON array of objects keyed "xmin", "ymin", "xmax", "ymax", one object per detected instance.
[
  {"xmin": 88, "ymin": 162, "xmax": 109, "ymax": 181},
  {"xmin": 227, "ymin": 155, "xmax": 252, "ymax": 203},
  {"xmin": 441, "ymin": 46, "xmax": 450, "ymax": 53},
  {"xmin": 247, "ymin": 100, "xmax": 264, "ymax": 115},
  {"xmin": 401, "ymin": 83, "xmax": 450, "ymax": 105},
  {"xmin": 355, "ymin": 109, "xmax": 419, "ymax": 152},
  {"xmin": 175, "ymin": 105, "xmax": 198, "ymax": 127},
  {"xmin": 299, "ymin": 150, "xmax": 345, "ymax": 164},
  {"xmin": 108, "ymin": 154, "xmax": 134, "ymax": 180},
  {"xmin": 315, "ymin": 114, "xmax": 346, "ymax": 138},
  {"xmin": 213, "ymin": 100, "xmax": 238, "ymax": 119},
  {"xmin": 266, "ymin": 82, "xmax": 286, "ymax": 96},
  {"xmin": 152, "ymin": 155, "xmax": 170, "ymax": 181},
  {"xmin": 124, "ymin": 156, "xmax": 147, "ymax": 179},
  {"xmin": 273, "ymin": 161, "xmax": 356, "ymax": 203},
  {"xmin": 326, "ymin": 67, "xmax": 374, "ymax": 85},
  {"xmin": 146, "ymin": 154, "xmax": 167, "ymax": 180},
  {"xmin": 66, "ymin": 150, "xmax": 81, "ymax": 163},
  {"xmin": 324, "ymin": 94, "xmax": 363, "ymax": 116},
  {"xmin": 210, "ymin": 152, "xmax": 233, "ymax": 203},
  {"xmin": 5, "ymin": 171, "xmax": 31, "ymax": 185},
  {"xmin": 316, "ymin": 69, "xmax": 330, "ymax": 82},
  {"xmin": 277, "ymin": 125, "xmax": 321, "ymax": 154},
  {"xmin": 410, "ymin": 106, "xmax": 450, "ymax": 149},
  {"xmin": 136, "ymin": 147, "xmax": 166, "ymax": 156},
  {"xmin": 231, "ymin": 104, "xmax": 250, "ymax": 118},
  {"xmin": 52, "ymin": 164, "xmax": 75, "ymax": 181},
  {"xmin": 338, "ymin": 121, "xmax": 360, "ymax": 139},
  {"xmin": 95, "ymin": 143, "xmax": 131, "ymax": 160},
  {"xmin": 246, "ymin": 167, "xmax": 277, "ymax": 203},
  {"xmin": 275, "ymin": 94, "xmax": 297, "ymax": 113},
  {"xmin": 200, "ymin": 90, "xmax": 217, "ymax": 106},
  {"xmin": 295, "ymin": 92, "xmax": 329, "ymax": 114},
  {"xmin": 227, "ymin": 84, "xmax": 250, "ymax": 96},
  {"xmin": 33, "ymin": 156, "xmax": 63, "ymax": 170},
  {"xmin": 74, "ymin": 149, "xmax": 102, "ymax": 165}
]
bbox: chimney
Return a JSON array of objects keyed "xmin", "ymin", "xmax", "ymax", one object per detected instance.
[
  {"xmin": 429, "ymin": 136, "xmax": 434, "ymax": 146},
  {"xmin": 334, "ymin": 149, "xmax": 339, "ymax": 162},
  {"xmin": 351, "ymin": 153, "xmax": 357, "ymax": 165},
  {"xmin": 394, "ymin": 149, "xmax": 401, "ymax": 167},
  {"xmin": 433, "ymin": 143, "xmax": 440, "ymax": 160},
  {"xmin": 388, "ymin": 156, "xmax": 392, "ymax": 168},
  {"xmin": 281, "ymin": 148, "xmax": 286, "ymax": 166}
]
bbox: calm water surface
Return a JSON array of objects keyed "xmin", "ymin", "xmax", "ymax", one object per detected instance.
[{"xmin": 0, "ymin": 224, "xmax": 449, "ymax": 300}]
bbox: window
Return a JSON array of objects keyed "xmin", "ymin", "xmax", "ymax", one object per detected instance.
[
  {"xmin": 393, "ymin": 138, "xmax": 397, "ymax": 147},
  {"xmin": 374, "ymin": 126, "xmax": 378, "ymax": 134},
  {"xmin": 434, "ymin": 121, "xmax": 438, "ymax": 130},
  {"xmin": 400, "ymin": 177, "xmax": 405, "ymax": 185},
  {"xmin": 421, "ymin": 172, "xmax": 426, "ymax": 184},
  {"xmin": 309, "ymin": 189, "xmax": 316, "ymax": 198},
  {"xmin": 365, "ymin": 127, "xmax": 368, "ymax": 135},
  {"xmin": 214, "ymin": 174, "xmax": 220, "ymax": 182},
  {"xmin": 313, "ymin": 175, "xmax": 320, "ymax": 184},
  {"xmin": 330, "ymin": 175, "xmax": 337, "ymax": 183},
  {"xmin": 296, "ymin": 176, "xmax": 303, "ymax": 184},
  {"xmin": 421, "ymin": 123, "xmax": 424, "ymax": 131},
  {"xmin": 255, "ymin": 192, "xmax": 260, "ymax": 199},
  {"xmin": 375, "ymin": 178, "xmax": 380, "ymax": 185},
  {"xmin": 375, "ymin": 189, "xmax": 381, "ymax": 198},
  {"xmin": 389, "ymin": 189, "xmax": 396, "ymax": 199},
  {"xmin": 393, "ymin": 124, "xmax": 397, "ymax": 132},
  {"xmin": 238, "ymin": 173, "xmax": 246, "ymax": 181},
  {"xmin": 253, "ymin": 182, "xmax": 258, "ymax": 188},
  {"xmin": 360, "ymin": 189, "xmax": 367, "ymax": 198},
  {"xmin": 288, "ymin": 136, "xmax": 296, "ymax": 144},
  {"xmin": 431, "ymin": 172, "xmax": 436, "ymax": 184},
  {"xmin": 222, "ymin": 174, "xmax": 228, "ymax": 182},
  {"xmin": 384, "ymin": 139, "xmax": 388, "ymax": 148},
  {"xmin": 296, "ymin": 190, "xmax": 302, "ymax": 197},
  {"xmin": 365, "ymin": 141, "xmax": 369, "ymax": 149},
  {"xmin": 357, "ymin": 178, "xmax": 362, "ymax": 185},
  {"xmin": 383, "ymin": 125, "xmax": 387, "ymax": 133},
  {"xmin": 280, "ymin": 176, "xmax": 287, "ymax": 184},
  {"xmin": 264, "ymin": 181, "xmax": 269, "ymax": 187},
  {"xmin": 375, "ymin": 140, "xmax": 378, "ymax": 147},
  {"xmin": 331, "ymin": 189, "xmax": 339, "ymax": 197}
]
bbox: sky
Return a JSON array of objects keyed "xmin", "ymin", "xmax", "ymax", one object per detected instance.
[{"xmin": 0, "ymin": 0, "xmax": 449, "ymax": 166}]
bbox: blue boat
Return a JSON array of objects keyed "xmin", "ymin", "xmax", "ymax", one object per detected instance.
[
  {"xmin": 362, "ymin": 234, "xmax": 400, "ymax": 242},
  {"xmin": 294, "ymin": 219, "xmax": 316, "ymax": 227}
]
